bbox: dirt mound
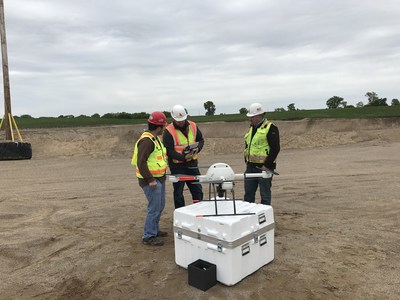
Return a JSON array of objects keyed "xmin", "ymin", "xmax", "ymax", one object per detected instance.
[{"xmin": 22, "ymin": 117, "xmax": 400, "ymax": 159}]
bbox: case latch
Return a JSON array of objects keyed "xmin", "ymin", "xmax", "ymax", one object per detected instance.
[
  {"xmin": 241, "ymin": 243, "xmax": 250, "ymax": 256},
  {"xmin": 258, "ymin": 213, "xmax": 266, "ymax": 224},
  {"xmin": 217, "ymin": 241, "xmax": 223, "ymax": 252}
]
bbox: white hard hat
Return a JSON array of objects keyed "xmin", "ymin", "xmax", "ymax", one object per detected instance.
[
  {"xmin": 246, "ymin": 102, "xmax": 264, "ymax": 117},
  {"xmin": 171, "ymin": 104, "xmax": 188, "ymax": 121}
]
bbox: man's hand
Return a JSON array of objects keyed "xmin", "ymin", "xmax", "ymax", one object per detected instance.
[
  {"xmin": 149, "ymin": 180, "xmax": 157, "ymax": 189},
  {"xmin": 184, "ymin": 153, "xmax": 194, "ymax": 161}
]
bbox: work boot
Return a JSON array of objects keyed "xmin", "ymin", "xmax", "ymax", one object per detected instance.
[
  {"xmin": 142, "ymin": 237, "xmax": 164, "ymax": 246},
  {"xmin": 157, "ymin": 231, "xmax": 168, "ymax": 237}
]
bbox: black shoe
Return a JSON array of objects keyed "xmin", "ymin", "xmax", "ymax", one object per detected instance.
[
  {"xmin": 142, "ymin": 237, "xmax": 164, "ymax": 246},
  {"xmin": 157, "ymin": 231, "xmax": 168, "ymax": 237}
]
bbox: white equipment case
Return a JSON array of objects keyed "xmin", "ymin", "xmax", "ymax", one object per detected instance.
[{"xmin": 173, "ymin": 200, "xmax": 274, "ymax": 286}]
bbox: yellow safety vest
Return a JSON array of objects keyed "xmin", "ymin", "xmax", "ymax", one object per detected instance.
[
  {"xmin": 244, "ymin": 119, "xmax": 273, "ymax": 164},
  {"xmin": 131, "ymin": 132, "xmax": 167, "ymax": 178},
  {"xmin": 165, "ymin": 121, "xmax": 198, "ymax": 163}
]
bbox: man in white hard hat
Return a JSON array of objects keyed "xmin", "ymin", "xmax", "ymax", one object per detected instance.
[
  {"xmin": 243, "ymin": 103, "xmax": 280, "ymax": 205},
  {"xmin": 163, "ymin": 105, "xmax": 204, "ymax": 208}
]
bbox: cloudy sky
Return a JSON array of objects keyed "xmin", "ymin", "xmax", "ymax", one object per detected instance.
[{"xmin": 2, "ymin": 0, "xmax": 400, "ymax": 117}]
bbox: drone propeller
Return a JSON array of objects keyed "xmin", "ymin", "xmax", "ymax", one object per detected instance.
[
  {"xmin": 186, "ymin": 165, "xmax": 212, "ymax": 169},
  {"xmin": 191, "ymin": 179, "xmax": 230, "ymax": 184},
  {"xmin": 255, "ymin": 166, "xmax": 279, "ymax": 175},
  {"xmin": 170, "ymin": 175, "xmax": 199, "ymax": 181},
  {"xmin": 168, "ymin": 174, "xmax": 206, "ymax": 183}
]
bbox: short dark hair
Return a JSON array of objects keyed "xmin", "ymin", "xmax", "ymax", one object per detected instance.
[{"xmin": 148, "ymin": 122, "xmax": 162, "ymax": 131}]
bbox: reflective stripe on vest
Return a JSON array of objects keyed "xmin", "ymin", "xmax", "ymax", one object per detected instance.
[
  {"xmin": 165, "ymin": 121, "xmax": 198, "ymax": 163},
  {"xmin": 131, "ymin": 132, "xmax": 167, "ymax": 178},
  {"xmin": 244, "ymin": 119, "xmax": 273, "ymax": 164}
]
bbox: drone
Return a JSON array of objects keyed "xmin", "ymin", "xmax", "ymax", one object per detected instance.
[{"xmin": 168, "ymin": 163, "xmax": 277, "ymax": 217}]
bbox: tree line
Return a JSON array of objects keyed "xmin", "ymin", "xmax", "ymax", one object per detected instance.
[
  {"xmin": 271, "ymin": 91, "xmax": 399, "ymax": 113},
  {"xmin": 13, "ymin": 91, "xmax": 399, "ymax": 119},
  {"xmin": 15, "ymin": 102, "xmax": 217, "ymax": 119},
  {"xmin": 325, "ymin": 92, "xmax": 399, "ymax": 109},
  {"xmin": 15, "ymin": 112, "xmax": 154, "ymax": 120}
]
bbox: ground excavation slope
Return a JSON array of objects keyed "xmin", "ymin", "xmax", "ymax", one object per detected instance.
[{"xmin": 21, "ymin": 117, "xmax": 400, "ymax": 159}]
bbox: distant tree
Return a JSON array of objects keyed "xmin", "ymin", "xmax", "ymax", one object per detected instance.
[
  {"xmin": 239, "ymin": 107, "xmax": 247, "ymax": 115},
  {"xmin": 275, "ymin": 108, "xmax": 285, "ymax": 112},
  {"xmin": 287, "ymin": 103, "xmax": 296, "ymax": 111},
  {"xmin": 20, "ymin": 114, "xmax": 33, "ymax": 118},
  {"xmin": 326, "ymin": 96, "xmax": 343, "ymax": 109},
  {"xmin": 391, "ymin": 99, "xmax": 400, "ymax": 106},
  {"xmin": 379, "ymin": 98, "xmax": 388, "ymax": 106},
  {"xmin": 100, "ymin": 112, "xmax": 148, "ymax": 119},
  {"xmin": 365, "ymin": 91, "xmax": 379, "ymax": 105},
  {"xmin": 346, "ymin": 105, "xmax": 355, "ymax": 108},
  {"xmin": 204, "ymin": 101, "xmax": 216, "ymax": 116},
  {"xmin": 78, "ymin": 114, "xmax": 89, "ymax": 118},
  {"xmin": 356, "ymin": 101, "xmax": 364, "ymax": 108},
  {"xmin": 132, "ymin": 112, "xmax": 149, "ymax": 119},
  {"xmin": 116, "ymin": 112, "xmax": 132, "ymax": 119},
  {"xmin": 365, "ymin": 91, "xmax": 388, "ymax": 106},
  {"xmin": 163, "ymin": 111, "xmax": 171, "ymax": 118},
  {"xmin": 101, "ymin": 113, "xmax": 117, "ymax": 118},
  {"xmin": 91, "ymin": 113, "xmax": 100, "ymax": 118},
  {"xmin": 339, "ymin": 101, "xmax": 347, "ymax": 108}
]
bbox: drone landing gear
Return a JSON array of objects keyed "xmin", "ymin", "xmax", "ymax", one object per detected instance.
[{"xmin": 196, "ymin": 183, "xmax": 255, "ymax": 218}]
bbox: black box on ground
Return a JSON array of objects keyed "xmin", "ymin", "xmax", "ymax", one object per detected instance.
[{"xmin": 188, "ymin": 259, "xmax": 217, "ymax": 291}]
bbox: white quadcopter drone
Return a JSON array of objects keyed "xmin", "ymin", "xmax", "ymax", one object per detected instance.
[
  {"xmin": 169, "ymin": 163, "xmax": 277, "ymax": 217},
  {"xmin": 169, "ymin": 162, "xmax": 273, "ymax": 187}
]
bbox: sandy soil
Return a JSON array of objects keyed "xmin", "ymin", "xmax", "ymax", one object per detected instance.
[{"xmin": 1, "ymin": 118, "xmax": 400, "ymax": 299}]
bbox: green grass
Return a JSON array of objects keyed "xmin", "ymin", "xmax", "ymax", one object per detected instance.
[
  {"xmin": 192, "ymin": 105, "xmax": 400, "ymax": 122},
  {"xmin": 263, "ymin": 105, "xmax": 400, "ymax": 120},
  {"xmin": 10, "ymin": 117, "xmax": 146, "ymax": 129},
  {"xmin": 4, "ymin": 105, "xmax": 400, "ymax": 129}
]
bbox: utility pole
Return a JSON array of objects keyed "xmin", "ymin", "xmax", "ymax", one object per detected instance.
[
  {"xmin": 0, "ymin": 0, "xmax": 12, "ymax": 140},
  {"xmin": 0, "ymin": 0, "xmax": 31, "ymax": 160}
]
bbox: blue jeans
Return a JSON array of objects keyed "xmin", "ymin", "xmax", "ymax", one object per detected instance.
[
  {"xmin": 170, "ymin": 166, "xmax": 203, "ymax": 209},
  {"xmin": 141, "ymin": 179, "xmax": 165, "ymax": 239},
  {"xmin": 243, "ymin": 164, "xmax": 273, "ymax": 205}
]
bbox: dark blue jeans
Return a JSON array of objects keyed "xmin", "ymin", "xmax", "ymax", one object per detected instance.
[
  {"xmin": 243, "ymin": 164, "xmax": 273, "ymax": 206},
  {"xmin": 170, "ymin": 166, "xmax": 203, "ymax": 209},
  {"xmin": 141, "ymin": 179, "xmax": 165, "ymax": 239}
]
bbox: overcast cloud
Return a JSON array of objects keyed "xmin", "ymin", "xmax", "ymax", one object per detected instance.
[{"xmin": 2, "ymin": 0, "xmax": 400, "ymax": 117}]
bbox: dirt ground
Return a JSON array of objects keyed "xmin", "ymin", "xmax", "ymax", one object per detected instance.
[{"xmin": 1, "ymin": 118, "xmax": 399, "ymax": 300}]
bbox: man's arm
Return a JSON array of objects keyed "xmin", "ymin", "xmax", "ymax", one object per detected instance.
[
  {"xmin": 264, "ymin": 125, "xmax": 280, "ymax": 169},
  {"xmin": 136, "ymin": 138, "xmax": 155, "ymax": 182},
  {"xmin": 195, "ymin": 125, "xmax": 204, "ymax": 152}
]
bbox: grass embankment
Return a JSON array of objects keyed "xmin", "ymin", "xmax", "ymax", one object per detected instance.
[{"xmin": 7, "ymin": 105, "xmax": 400, "ymax": 129}]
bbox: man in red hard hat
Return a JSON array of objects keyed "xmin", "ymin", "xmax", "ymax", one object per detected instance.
[{"xmin": 132, "ymin": 111, "xmax": 169, "ymax": 246}]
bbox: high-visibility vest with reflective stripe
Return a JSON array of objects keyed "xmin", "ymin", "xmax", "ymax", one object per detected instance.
[
  {"xmin": 244, "ymin": 119, "xmax": 273, "ymax": 164},
  {"xmin": 131, "ymin": 132, "xmax": 167, "ymax": 178},
  {"xmin": 165, "ymin": 121, "xmax": 198, "ymax": 163}
]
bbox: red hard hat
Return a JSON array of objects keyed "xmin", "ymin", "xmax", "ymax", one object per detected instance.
[{"xmin": 148, "ymin": 111, "xmax": 167, "ymax": 126}]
